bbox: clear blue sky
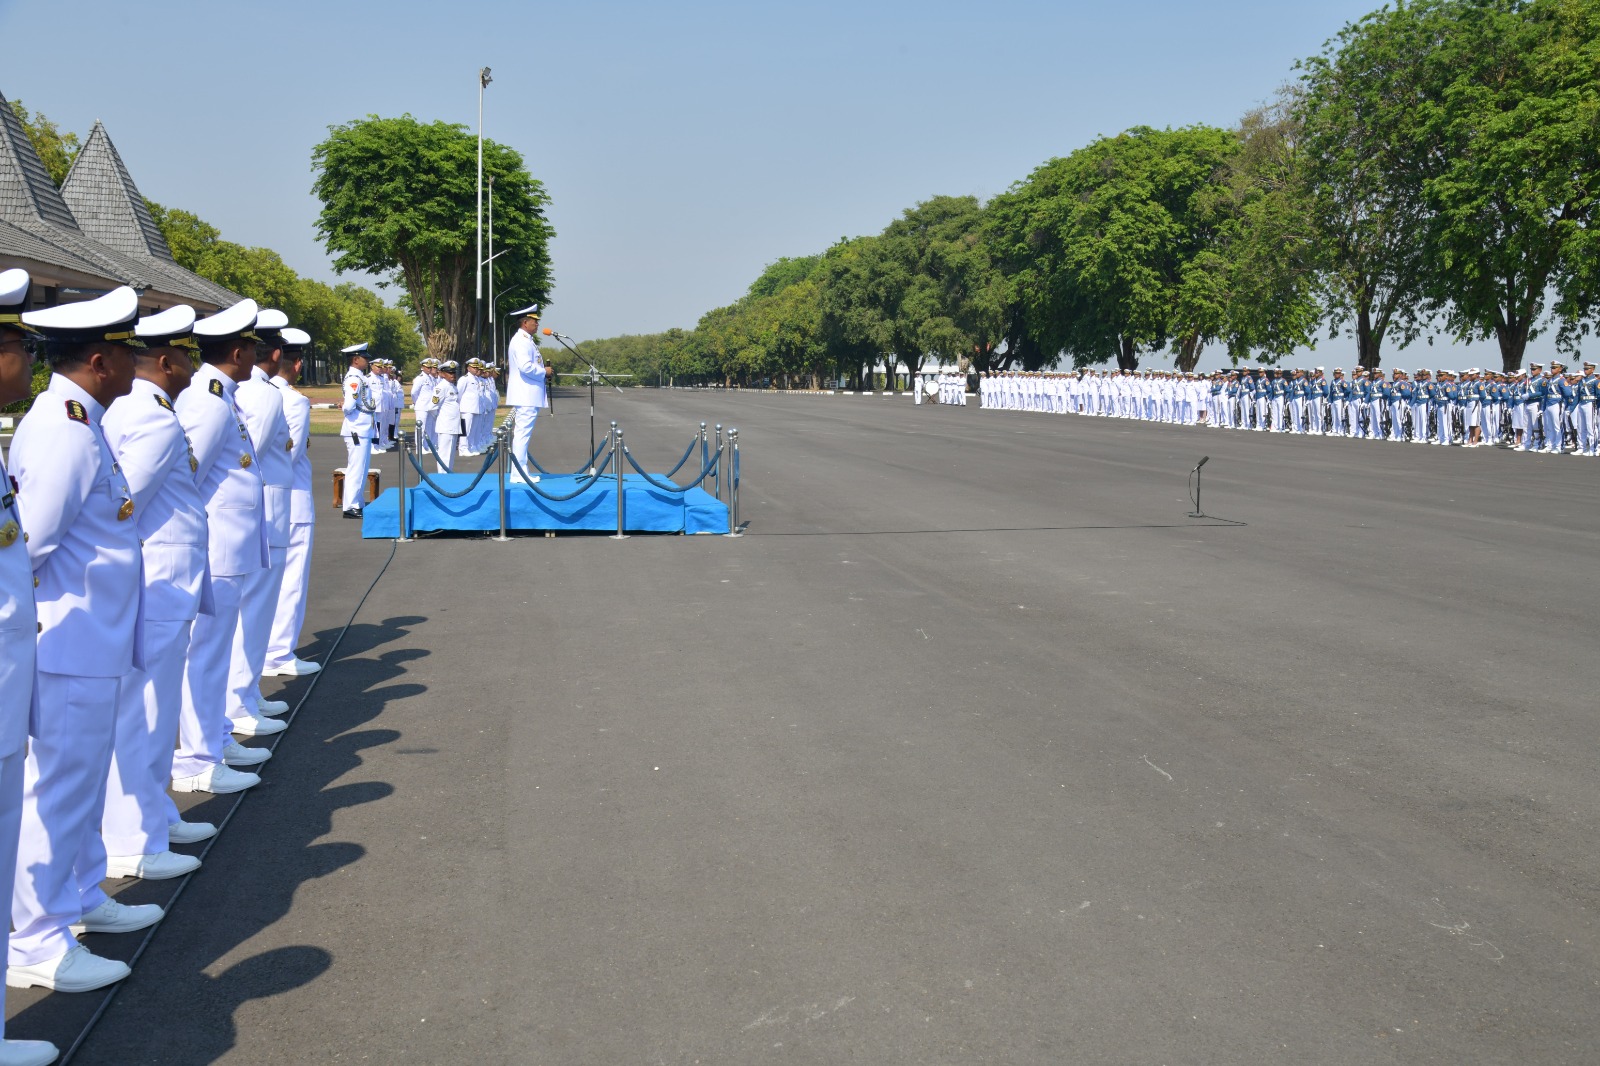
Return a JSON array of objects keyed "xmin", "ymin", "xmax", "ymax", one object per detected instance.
[{"xmin": 0, "ymin": 0, "xmax": 1542, "ymax": 370}]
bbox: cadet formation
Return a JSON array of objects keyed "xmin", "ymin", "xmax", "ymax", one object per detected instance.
[
  {"xmin": 0, "ymin": 269, "xmax": 456, "ymax": 1066},
  {"xmin": 973, "ymin": 366, "xmax": 1600, "ymax": 452}
]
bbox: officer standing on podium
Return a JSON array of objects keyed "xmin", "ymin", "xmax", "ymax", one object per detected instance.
[
  {"xmin": 0, "ymin": 268, "xmax": 61, "ymax": 1065},
  {"xmin": 339, "ymin": 342, "xmax": 377, "ymax": 519},
  {"xmin": 7, "ymin": 285, "xmax": 159, "ymax": 998},
  {"xmin": 506, "ymin": 304, "xmax": 548, "ymax": 472}
]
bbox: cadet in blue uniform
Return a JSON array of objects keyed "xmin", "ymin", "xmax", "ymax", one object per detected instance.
[
  {"xmin": 8, "ymin": 286, "xmax": 159, "ymax": 996},
  {"xmin": 0, "ymin": 269, "xmax": 62, "ymax": 1064},
  {"xmin": 1576, "ymin": 362, "xmax": 1599, "ymax": 457},
  {"xmin": 100, "ymin": 305, "xmax": 215, "ymax": 879}
]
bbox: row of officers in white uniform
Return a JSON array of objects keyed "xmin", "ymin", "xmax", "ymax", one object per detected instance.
[
  {"xmin": 335, "ymin": 304, "xmax": 547, "ymax": 520},
  {"xmin": 976, "ymin": 365, "xmax": 1600, "ymax": 453},
  {"xmin": 0, "ymin": 270, "xmax": 327, "ymax": 1066}
]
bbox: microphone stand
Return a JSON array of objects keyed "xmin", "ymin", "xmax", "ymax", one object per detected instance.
[
  {"xmin": 547, "ymin": 333, "xmax": 632, "ymax": 474},
  {"xmin": 1188, "ymin": 457, "xmax": 1209, "ymax": 519}
]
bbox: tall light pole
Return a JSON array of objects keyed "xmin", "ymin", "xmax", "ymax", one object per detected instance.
[
  {"xmin": 476, "ymin": 65, "xmax": 492, "ymax": 359},
  {"xmin": 487, "ymin": 173, "xmax": 496, "ymax": 362}
]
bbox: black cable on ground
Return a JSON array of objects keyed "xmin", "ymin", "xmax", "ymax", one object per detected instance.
[{"xmin": 58, "ymin": 537, "xmax": 401, "ymax": 1065}]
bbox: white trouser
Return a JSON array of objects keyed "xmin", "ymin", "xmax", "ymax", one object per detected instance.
[
  {"xmin": 174, "ymin": 573, "xmax": 245, "ymax": 780},
  {"xmin": 1575, "ymin": 403, "xmax": 1596, "ymax": 454},
  {"xmin": 512, "ymin": 405, "xmax": 539, "ymax": 470},
  {"xmin": 1542, "ymin": 406, "xmax": 1563, "ymax": 450},
  {"xmin": 0, "ymin": 748, "xmax": 19, "ymax": 1032},
  {"xmin": 460, "ymin": 412, "xmax": 480, "ymax": 453},
  {"xmin": 266, "ymin": 521, "xmax": 315, "ymax": 670},
  {"xmin": 104, "ymin": 617, "xmax": 192, "ymax": 857},
  {"xmin": 344, "ymin": 432, "xmax": 371, "ymax": 513},
  {"xmin": 229, "ymin": 545, "xmax": 287, "ymax": 721},
  {"xmin": 435, "ymin": 432, "xmax": 460, "ymax": 473},
  {"xmin": 11, "ymin": 672, "xmax": 119, "ymax": 966}
]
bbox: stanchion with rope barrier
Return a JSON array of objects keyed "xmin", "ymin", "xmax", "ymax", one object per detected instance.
[
  {"xmin": 728, "ymin": 428, "xmax": 741, "ymax": 536},
  {"xmin": 494, "ymin": 421, "xmax": 511, "ymax": 542},
  {"xmin": 396, "ymin": 431, "xmax": 409, "ymax": 543},
  {"xmin": 620, "ymin": 434, "xmax": 723, "ymax": 494},
  {"xmin": 714, "ymin": 424, "xmax": 724, "ymax": 501},
  {"xmin": 611, "ymin": 424, "xmax": 628, "ymax": 539}
]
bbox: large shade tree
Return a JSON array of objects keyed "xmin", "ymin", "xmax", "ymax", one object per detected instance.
[{"xmin": 311, "ymin": 114, "xmax": 554, "ymax": 361}]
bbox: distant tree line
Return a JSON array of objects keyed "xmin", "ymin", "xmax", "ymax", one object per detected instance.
[{"xmin": 569, "ymin": 0, "xmax": 1600, "ymax": 387}]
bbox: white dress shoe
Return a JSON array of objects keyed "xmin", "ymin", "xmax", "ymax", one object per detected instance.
[
  {"xmin": 71, "ymin": 899, "xmax": 164, "ymax": 936},
  {"xmin": 223, "ymin": 740, "xmax": 272, "ymax": 767},
  {"xmin": 172, "ymin": 765, "xmax": 260, "ymax": 794},
  {"xmin": 256, "ymin": 696, "xmax": 290, "ymax": 716},
  {"xmin": 104, "ymin": 850, "xmax": 201, "ymax": 880},
  {"xmin": 6, "ymin": 947, "xmax": 129, "ymax": 992},
  {"xmin": 263, "ymin": 658, "xmax": 321, "ymax": 677},
  {"xmin": 229, "ymin": 713, "xmax": 286, "ymax": 737},
  {"xmin": 167, "ymin": 820, "xmax": 217, "ymax": 844},
  {"xmin": 0, "ymin": 1038, "xmax": 60, "ymax": 1066}
]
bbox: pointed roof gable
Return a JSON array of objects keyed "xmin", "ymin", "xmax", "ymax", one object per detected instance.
[
  {"xmin": 61, "ymin": 121, "xmax": 175, "ymax": 263},
  {"xmin": 0, "ymin": 89, "xmax": 81, "ymax": 231}
]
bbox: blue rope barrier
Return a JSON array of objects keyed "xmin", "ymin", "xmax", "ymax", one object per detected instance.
[
  {"xmin": 406, "ymin": 444, "xmax": 501, "ymax": 499},
  {"xmin": 524, "ymin": 434, "xmax": 611, "ymax": 477},
  {"xmin": 622, "ymin": 444, "xmax": 721, "ymax": 494},
  {"xmin": 507, "ymin": 449, "xmax": 617, "ymax": 502}
]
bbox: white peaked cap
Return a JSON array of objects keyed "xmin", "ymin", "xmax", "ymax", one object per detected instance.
[
  {"xmin": 22, "ymin": 285, "xmax": 140, "ymax": 332},
  {"xmin": 281, "ymin": 327, "xmax": 311, "ymax": 347},
  {"xmin": 136, "ymin": 305, "xmax": 197, "ymax": 339},
  {"xmin": 0, "ymin": 268, "xmax": 29, "ymax": 310},
  {"xmin": 255, "ymin": 308, "xmax": 289, "ymax": 331},
  {"xmin": 193, "ymin": 298, "xmax": 260, "ymax": 339},
  {"xmin": 342, "ymin": 341, "xmax": 369, "ymax": 354}
]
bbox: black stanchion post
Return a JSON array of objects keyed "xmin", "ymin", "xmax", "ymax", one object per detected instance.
[
  {"xmin": 494, "ymin": 423, "xmax": 511, "ymax": 542},
  {"xmin": 611, "ymin": 424, "xmax": 628, "ymax": 540},
  {"xmin": 396, "ymin": 432, "xmax": 409, "ymax": 543}
]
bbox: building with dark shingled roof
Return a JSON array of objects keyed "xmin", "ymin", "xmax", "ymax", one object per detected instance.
[{"xmin": 0, "ymin": 88, "xmax": 240, "ymax": 315}]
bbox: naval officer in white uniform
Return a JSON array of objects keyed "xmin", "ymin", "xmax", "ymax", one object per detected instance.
[
  {"xmin": 339, "ymin": 343, "xmax": 377, "ymax": 519},
  {"xmin": 171, "ymin": 300, "xmax": 273, "ymax": 800},
  {"xmin": 100, "ymin": 305, "xmax": 216, "ymax": 881},
  {"xmin": 8, "ymin": 286, "xmax": 160, "ymax": 996},
  {"xmin": 505, "ymin": 304, "xmax": 548, "ymax": 471},
  {"xmin": 0, "ymin": 269, "xmax": 63, "ymax": 1065},
  {"xmin": 264, "ymin": 328, "xmax": 320, "ymax": 677},
  {"xmin": 229, "ymin": 310, "xmax": 294, "ymax": 736}
]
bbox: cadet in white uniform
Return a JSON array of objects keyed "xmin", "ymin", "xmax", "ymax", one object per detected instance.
[
  {"xmin": 171, "ymin": 299, "xmax": 273, "ymax": 800},
  {"xmin": 8, "ymin": 286, "xmax": 159, "ymax": 996},
  {"xmin": 265, "ymin": 328, "xmax": 320, "ymax": 677},
  {"xmin": 458, "ymin": 358, "xmax": 485, "ymax": 455},
  {"xmin": 410, "ymin": 357, "xmax": 437, "ymax": 453},
  {"xmin": 339, "ymin": 343, "xmax": 377, "ymax": 518},
  {"xmin": 0, "ymin": 270, "xmax": 64, "ymax": 1064},
  {"xmin": 505, "ymin": 305, "xmax": 548, "ymax": 470},
  {"xmin": 432, "ymin": 361, "xmax": 462, "ymax": 472},
  {"xmin": 100, "ymin": 305, "xmax": 214, "ymax": 882},
  {"xmin": 230, "ymin": 311, "xmax": 294, "ymax": 736}
]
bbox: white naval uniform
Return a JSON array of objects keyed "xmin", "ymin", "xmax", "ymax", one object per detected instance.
[
  {"xmin": 266, "ymin": 375, "xmax": 316, "ymax": 670},
  {"xmin": 173, "ymin": 364, "xmax": 267, "ymax": 782},
  {"xmin": 432, "ymin": 377, "xmax": 461, "ymax": 473},
  {"xmin": 367, "ymin": 369, "xmax": 389, "ymax": 452},
  {"xmin": 9, "ymin": 375, "xmax": 141, "ymax": 968},
  {"xmin": 458, "ymin": 373, "xmax": 485, "ymax": 455},
  {"xmin": 506, "ymin": 329, "xmax": 547, "ymax": 469},
  {"xmin": 341, "ymin": 365, "xmax": 377, "ymax": 514},
  {"xmin": 101, "ymin": 378, "xmax": 210, "ymax": 858},
  {"xmin": 231, "ymin": 366, "xmax": 293, "ymax": 726},
  {"xmin": 410, "ymin": 372, "xmax": 434, "ymax": 453},
  {"xmin": 0, "ymin": 445, "xmax": 37, "ymax": 1029}
]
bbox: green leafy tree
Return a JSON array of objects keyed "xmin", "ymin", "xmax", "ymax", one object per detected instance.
[
  {"xmin": 1297, "ymin": 8, "xmax": 1439, "ymax": 369},
  {"xmin": 311, "ymin": 114, "xmax": 554, "ymax": 361},
  {"xmin": 8, "ymin": 99, "xmax": 79, "ymax": 186},
  {"xmin": 1408, "ymin": 0, "xmax": 1600, "ymax": 370},
  {"xmin": 987, "ymin": 125, "xmax": 1240, "ymax": 371}
]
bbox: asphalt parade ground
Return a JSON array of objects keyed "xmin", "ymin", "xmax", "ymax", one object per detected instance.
[{"xmin": 17, "ymin": 387, "xmax": 1600, "ymax": 1064}]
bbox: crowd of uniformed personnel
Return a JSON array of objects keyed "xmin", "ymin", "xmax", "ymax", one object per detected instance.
[
  {"xmin": 0, "ymin": 270, "xmax": 341, "ymax": 1065},
  {"xmin": 975, "ymin": 365, "xmax": 1600, "ymax": 452}
]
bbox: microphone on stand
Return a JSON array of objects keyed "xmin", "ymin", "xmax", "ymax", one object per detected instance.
[{"xmin": 1188, "ymin": 456, "xmax": 1210, "ymax": 518}]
